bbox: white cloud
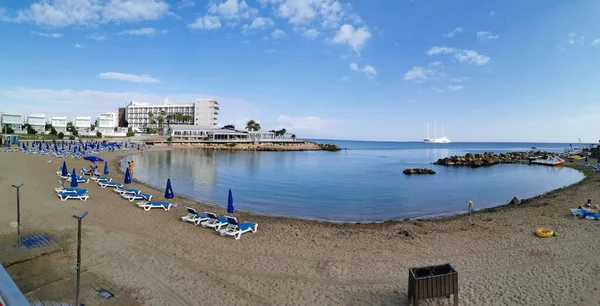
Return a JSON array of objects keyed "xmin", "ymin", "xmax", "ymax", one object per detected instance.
[
  {"xmin": 349, "ymin": 63, "xmax": 377, "ymax": 78},
  {"xmin": 241, "ymin": 40, "xmax": 250, "ymax": 43},
  {"xmin": 331, "ymin": 24, "xmax": 371, "ymax": 54},
  {"xmin": 118, "ymin": 27, "xmax": 167, "ymax": 36},
  {"xmin": 567, "ymin": 32, "xmax": 584, "ymax": 44},
  {"xmin": 208, "ymin": 0, "xmax": 257, "ymax": 20},
  {"xmin": 30, "ymin": 31, "xmax": 63, "ymax": 38},
  {"xmin": 98, "ymin": 72, "xmax": 160, "ymax": 83},
  {"xmin": 74, "ymin": 44, "xmax": 83, "ymax": 48},
  {"xmin": 188, "ymin": 16, "xmax": 222, "ymax": 29},
  {"xmin": 271, "ymin": 0, "xmax": 348, "ymax": 29},
  {"xmin": 556, "ymin": 45, "xmax": 566, "ymax": 52},
  {"xmin": 178, "ymin": 0, "xmax": 195, "ymax": 9},
  {"xmin": 248, "ymin": 17, "xmax": 275, "ymax": 29},
  {"xmin": 87, "ymin": 33, "xmax": 108, "ymax": 41},
  {"xmin": 429, "ymin": 61, "xmax": 442, "ymax": 68},
  {"xmin": 0, "ymin": 87, "xmax": 259, "ymax": 124},
  {"xmin": 302, "ymin": 28, "xmax": 319, "ymax": 39},
  {"xmin": 10, "ymin": 0, "xmax": 171, "ymax": 28},
  {"xmin": 403, "ymin": 66, "xmax": 434, "ymax": 81},
  {"xmin": 264, "ymin": 49, "xmax": 275, "ymax": 54},
  {"xmin": 430, "ymin": 87, "xmax": 444, "ymax": 93},
  {"xmin": 489, "ymin": 11, "xmax": 495, "ymax": 16},
  {"xmin": 447, "ymin": 85, "xmax": 463, "ymax": 91},
  {"xmin": 443, "ymin": 27, "xmax": 463, "ymax": 38},
  {"xmin": 476, "ymin": 31, "xmax": 499, "ymax": 42},
  {"xmin": 592, "ymin": 39, "xmax": 600, "ymax": 46},
  {"xmin": 276, "ymin": 115, "xmax": 325, "ymax": 131},
  {"xmin": 427, "ymin": 46, "xmax": 491, "ymax": 65},
  {"xmin": 271, "ymin": 28, "xmax": 287, "ymax": 39}
]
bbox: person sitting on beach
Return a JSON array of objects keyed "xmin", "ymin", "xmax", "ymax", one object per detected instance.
[
  {"xmin": 88, "ymin": 165, "xmax": 93, "ymax": 173},
  {"xmin": 585, "ymin": 199, "xmax": 592, "ymax": 208}
]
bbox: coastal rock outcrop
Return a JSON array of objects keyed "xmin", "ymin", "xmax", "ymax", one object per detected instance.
[
  {"xmin": 403, "ymin": 168, "xmax": 436, "ymax": 175},
  {"xmin": 318, "ymin": 143, "xmax": 342, "ymax": 152},
  {"xmin": 433, "ymin": 151, "xmax": 550, "ymax": 168},
  {"xmin": 509, "ymin": 196, "xmax": 520, "ymax": 205}
]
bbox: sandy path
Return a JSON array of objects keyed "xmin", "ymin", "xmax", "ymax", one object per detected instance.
[{"xmin": 1, "ymin": 151, "xmax": 600, "ymax": 305}]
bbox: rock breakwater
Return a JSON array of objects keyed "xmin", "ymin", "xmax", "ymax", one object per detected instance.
[
  {"xmin": 434, "ymin": 151, "xmax": 551, "ymax": 168},
  {"xmin": 403, "ymin": 168, "xmax": 436, "ymax": 175}
]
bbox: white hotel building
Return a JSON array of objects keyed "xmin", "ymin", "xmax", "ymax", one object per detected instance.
[
  {"xmin": 96, "ymin": 112, "xmax": 118, "ymax": 134},
  {"xmin": 50, "ymin": 116, "xmax": 68, "ymax": 133},
  {"xmin": 0, "ymin": 113, "xmax": 24, "ymax": 129},
  {"xmin": 125, "ymin": 99, "xmax": 219, "ymax": 133},
  {"xmin": 26, "ymin": 114, "xmax": 46, "ymax": 133}
]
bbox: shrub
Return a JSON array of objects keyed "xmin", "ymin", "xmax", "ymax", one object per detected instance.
[
  {"xmin": 69, "ymin": 135, "xmax": 75, "ymax": 140},
  {"xmin": 96, "ymin": 131, "xmax": 102, "ymax": 138},
  {"xmin": 50, "ymin": 127, "xmax": 58, "ymax": 135},
  {"xmin": 58, "ymin": 132, "xmax": 64, "ymax": 139}
]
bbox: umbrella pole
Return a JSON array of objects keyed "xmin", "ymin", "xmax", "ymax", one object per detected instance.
[
  {"xmin": 11, "ymin": 183, "xmax": 24, "ymax": 247},
  {"xmin": 72, "ymin": 211, "xmax": 88, "ymax": 306}
]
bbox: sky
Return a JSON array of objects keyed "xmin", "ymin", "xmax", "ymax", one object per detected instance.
[{"xmin": 0, "ymin": 0, "xmax": 599, "ymax": 142}]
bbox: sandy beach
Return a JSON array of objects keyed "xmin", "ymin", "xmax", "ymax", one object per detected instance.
[{"xmin": 1, "ymin": 148, "xmax": 600, "ymax": 305}]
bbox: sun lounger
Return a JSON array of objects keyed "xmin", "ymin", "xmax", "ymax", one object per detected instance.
[
  {"xmin": 219, "ymin": 216, "xmax": 258, "ymax": 240},
  {"xmin": 113, "ymin": 187, "xmax": 140, "ymax": 195},
  {"xmin": 136, "ymin": 201, "xmax": 172, "ymax": 211},
  {"xmin": 81, "ymin": 168, "xmax": 92, "ymax": 176},
  {"xmin": 99, "ymin": 181, "xmax": 123, "ymax": 188},
  {"xmin": 200, "ymin": 212, "xmax": 229, "ymax": 231},
  {"xmin": 576, "ymin": 208, "xmax": 598, "ymax": 220},
  {"xmin": 57, "ymin": 189, "xmax": 89, "ymax": 201},
  {"xmin": 570, "ymin": 208, "xmax": 585, "ymax": 219},
  {"xmin": 67, "ymin": 176, "xmax": 89, "ymax": 184},
  {"xmin": 181, "ymin": 207, "xmax": 209, "ymax": 224},
  {"xmin": 122, "ymin": 193, "xmax": 152, "ymax": 202},
  {"xmin": 55, "ymin": 183, "xmax": 87, "ymax": 194},
  {"xmin": 91, "ymin": 176, "xmax": 112, "ymax": 182}
]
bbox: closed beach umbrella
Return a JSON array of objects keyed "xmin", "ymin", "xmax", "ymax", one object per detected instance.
[
  {"xmin": 61, "ymin": 160, "xmax": 68, "ymax": 177},
  {"xmin": 70, "ymin": 168, "xmax": 78, "ymax": 187},
  {"xmin": 103, "ymin": 161, "xmax": 109, "ymax": 175},
  {"xmin": 165, "ymin": 179, "xmax": 174, "ymax": 199},
  {"xmin": 124, "ymin": 168, "xmax": 131, "ymax": 184},
  {"xmin": 227, "ymin": 189, "xmax": 235, "ymax": 214},
  {"xmin": 84, "ymin": 156, "xmax": 104, "ymax": 163}
]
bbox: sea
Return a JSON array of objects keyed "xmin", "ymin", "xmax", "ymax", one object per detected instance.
[{"xmin": 125, "ymin": 141, "xmax": 586, "ymax": 223}]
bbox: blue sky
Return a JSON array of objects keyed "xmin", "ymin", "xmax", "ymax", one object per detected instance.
[{"xmin": 0, "ymin": 0, "xmax": 599, "ymax": 142}]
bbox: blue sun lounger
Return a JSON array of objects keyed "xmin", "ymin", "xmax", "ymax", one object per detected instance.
[
  {"xmin": 219, "ymin": 216, "xmax": 258, "ymax": 240},
  {"xmin": 181, "ymin": 207, "xmax": 209, "ymax": 225},
  {"xmin": 122, "ymin": 193, "xmax": 152, "ymax": 202},
  {"xmin": 57, "ymin": 189, "xmax": 89, "ymax": 201},
  {"xmin": 576, "ymin": 208, "xmax": 598, "ymax": 219},
  {"xmin": 114, "ymin": 187, "xmax": 140, "ymax": 195},
  {"xmin": 200, "ymin": 212, "xmax": 229, "ymax": 231},
  {"xmin": 91, "ymin": 176, "xmax": 112, "ymax": 182},
  {"xmin": 136, "ymin": 201, "xmax": 172, "ymax": 211},
  {"xmin": 99, "ymin": 181, "xmax": 123, "ymax": 188}
]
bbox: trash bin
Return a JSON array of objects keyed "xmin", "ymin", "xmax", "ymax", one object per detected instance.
[{"xmin": 408, "ymin": 263, "xmax": 458, "ymax": 306}]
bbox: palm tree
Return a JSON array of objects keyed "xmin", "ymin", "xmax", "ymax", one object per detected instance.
[
  {"xmin": 148, "ymin": 112, "xmax": 156, "ymax": 132},
  {"xmin": 246, "ymin": 120, "xmax": 256, "ymax": 131}
]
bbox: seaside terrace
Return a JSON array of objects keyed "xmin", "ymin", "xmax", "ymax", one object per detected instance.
[{"xmin": 170, "ymin": 125, "xmax": 294, "ymax": 143}]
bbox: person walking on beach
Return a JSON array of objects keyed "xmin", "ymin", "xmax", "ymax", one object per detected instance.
[
  {"xmin": 468, "ymin": 200, "xmax": 474, "ymax": 213},
  {"xmin": 129, "ymin": 161, "xmax": 134, "ymax": 177}
]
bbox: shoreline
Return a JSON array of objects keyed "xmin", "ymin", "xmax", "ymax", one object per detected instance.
[
  {"xmin": 2, "ymin": 147, "xmax": 600, "ymax": 305},
  {"xmin": 119, "ymin": 147, "xmax": 588, "ymax": 225}
]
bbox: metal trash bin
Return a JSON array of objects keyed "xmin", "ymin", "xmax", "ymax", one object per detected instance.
[{"xmin": 408, "ymin": 263, "xmax": 458, "ymax": 306}]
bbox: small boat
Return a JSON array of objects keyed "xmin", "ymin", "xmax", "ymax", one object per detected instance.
[{"xmin": 531, "ymin": 155, "xmax": 565, "ymax": 166}]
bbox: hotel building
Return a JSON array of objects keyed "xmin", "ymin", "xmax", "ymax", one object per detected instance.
[
  {"xmin": 125, "ymin": 99, "xmax": 219, "ymax": 132},
  {"xmin": 73, "ymin": 116, "xmax": 92, "ymax": 133},
  {"xmin": 96, "ymin": 112, "xmax": 118, "ymax": 134},
  {"xmin": 26, "ymin": 114, "xmax": 46, "ymax": 133},
  {"xmin": 50, "ymin": 116, "xmax": 68, "ymax": 133},
  {"xmin": 0, "ymin": 113, "xmax": 24, "ymax": 129}
]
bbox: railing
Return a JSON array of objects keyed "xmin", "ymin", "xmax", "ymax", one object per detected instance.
[{"xmin": 0, "ymin": 264, "xmax": 28, "ymax": 305}]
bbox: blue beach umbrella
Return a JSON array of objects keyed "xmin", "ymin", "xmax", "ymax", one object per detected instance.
[
  {"xmin": 227, "ymin": 189, "xmax": 235, "ymax": 214},
  {"xmin": 61, "ymin": 160, "xmax": 68, "ymax": 177},
  {"xmin": 103, "ymin": 161, "xmax": 109, "ymax": 175},
  {"xmin": 70, "ymin": 168, "xmax": 78, "ymax": 187},
  {"xmin": 124, "ymin": 168, "xmax": 131, "ymax": 184},
  {"xmin": 165, "ymin": 179, "xmax": 174, "ymax": 199},
  {"xmin": 84, "ymin": 156, "xmax": 104, "ymax": 163}
]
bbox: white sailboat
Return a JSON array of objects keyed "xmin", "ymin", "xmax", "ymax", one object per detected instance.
[{"xmin": 424, "ymin": 121, "xmax": 451, "ymax": 143}]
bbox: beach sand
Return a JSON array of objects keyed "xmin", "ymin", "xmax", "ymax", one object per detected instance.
[{"xmin": 1, "ymin": 149, "xmax": 600, "ymax": 305}]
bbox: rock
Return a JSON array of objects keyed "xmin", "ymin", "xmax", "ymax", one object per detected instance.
[
  {"xmin": 403, "ymin": 168, "xmax": 436, "ymax": 175},
  {"xmin": 509, "ymin": 196, "xmax": 520, "ymax": 205},
  {"xmin": 433, "ymin": 151, "xmax": 555, "ymax": 167}
]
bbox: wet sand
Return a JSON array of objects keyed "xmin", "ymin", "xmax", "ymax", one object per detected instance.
[{"xmin": 1, "ymin": 149, "xmax": 599, "ymax": 305}]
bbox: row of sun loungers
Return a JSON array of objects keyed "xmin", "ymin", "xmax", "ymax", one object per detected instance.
[{"xmin": 181, "ymin": 208, "xmax": 258, "ymax": 240}]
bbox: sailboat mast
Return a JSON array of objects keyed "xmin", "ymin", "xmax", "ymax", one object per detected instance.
[
  {"xmin": 442, "ymin": 123, "xmax": 444, "ymax": 137},
  {"xmin": 426, "ymin": 122, "xmax": 429, "ymax": 139},
  {"xmin": 434, "ymin": 121, "xmax": 437, "ymax": 139}
]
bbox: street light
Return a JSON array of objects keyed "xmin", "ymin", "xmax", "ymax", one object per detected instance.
[
  {"xmin": 72, "ymin": 211, "xmax": 88, "ymax": 306},
  {"xmin": 11, "ymin": 183, "xmax": 24, "ymax": 247}
]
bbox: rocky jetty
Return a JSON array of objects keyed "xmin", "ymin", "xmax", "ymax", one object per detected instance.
[
  {"xmin": 434, "ymin": 151, "xmax": 550, "ymax": 168},
  {"xmin": 318, "ymin": 143, "xmax": 342, "ymax": 152},
  {"xmin": 403, "ymin": 168, "xmax": 436, "ymax": 175}
]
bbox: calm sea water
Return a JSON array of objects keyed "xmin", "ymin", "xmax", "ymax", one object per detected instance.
[{"xmin": 125, "ymin": 141, "xmax": 585, "ymax": 222}]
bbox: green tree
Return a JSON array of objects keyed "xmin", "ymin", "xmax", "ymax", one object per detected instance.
[
  {"xmin": 96, "ymin": 131, "xmax": 102, "ymax": 138},
  {"xmin": 58, "ymin": 132, "xmax": 65, "ymax": 139},
  {"xmin": 45, "ymin": 123, "xmax": 52, "ymax": 131},
  {"xmin": 72, "ymin": 129, "xmax": 79, "ymax": 137},
  {"xmin": 66, "ymin": 122, "xmax": 75, "ymax": 133},
  {"xmin": 245, "ymin": 120, "xmax": 261, "ymax": 131},
  {"xmin": 223, "ymin": 124, "xmax": 235, "ymax": 130},
  {"xmin": 23, "ymin": 124, "xmax": 37, "ymax": 135},
  {"xmin": 50, "ymin": 127, "xmax": 58, "ymax": 135},
  {"xmin": 2, "ymin": 124, "xmax": 14, "ymax": 134}
]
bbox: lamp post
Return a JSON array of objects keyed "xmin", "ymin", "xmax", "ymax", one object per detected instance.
[
  {"xmin": 72, "ymin": 211, "xmax": 88, "ymax": 306},
  {"xmin": 11, "ymin": 183, "xmax": 24, "ymax": 247}
]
